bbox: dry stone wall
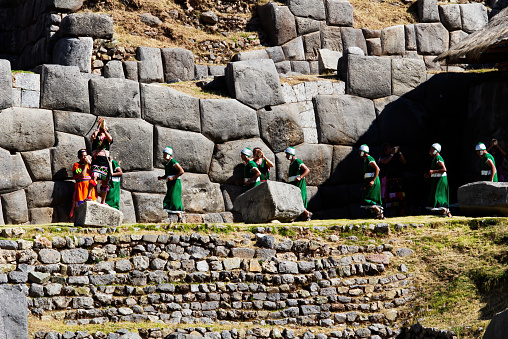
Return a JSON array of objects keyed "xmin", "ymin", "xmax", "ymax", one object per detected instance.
[{"xmin": 0, "ymin": 225, "xmax": 422, "ymax": 338}]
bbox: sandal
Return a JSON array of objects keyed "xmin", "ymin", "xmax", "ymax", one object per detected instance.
[{"xmin": 306, "ymin": 212, "xmax": 313, "ymax": 222}]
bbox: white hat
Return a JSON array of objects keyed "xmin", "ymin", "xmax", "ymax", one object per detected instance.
[
  {"xmin": 163, "ymin": 146, "xmax": 173, "ymax": 155},
  {"xmin": 431, "ymin": 143, "xmax": 441, "ymax": 153},
  {"xmin": 359, "ymin": 144, "xmax": 369, "ymax": 153},
  {"xmin": 475, "ymin": 142, "xmax": 486, "ymax": 151},
  {"xmin": 241, "ymin": 147, "xmax": 253, "ymax": 157},
  {"xmin": 285, "ymin": 147, "xmax": 296, "ymax": 156}
]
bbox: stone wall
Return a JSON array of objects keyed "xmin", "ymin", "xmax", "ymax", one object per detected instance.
[{"xmin": 0, "ymin": 224, "xmax": 421, "ymax": 338}]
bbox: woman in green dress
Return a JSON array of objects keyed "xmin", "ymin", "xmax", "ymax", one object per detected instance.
[
  {"xmin": 241, "ymin": 148, "xmax": 261, "ymax": 189},
  {"xmin": 476, "ymin": 142, "xmax": 498, "ymax": 182},
  {"xmin": 253, "ymin": 147, "xmax": 274, "ymax": 182},
  {"xmin": 425, "ymin": 143, "xmax": 452, "ymax": 217},
  {"xmin": 157, "ymin": 146, "xmax": 185, "ymax": 222},
  {"xmin": 285, "ymin": 147, "xmax": 312, "ymax": 221},
  {"xmin": 359, "ymin": 144, "xmax": 384, "ymax": 219}
]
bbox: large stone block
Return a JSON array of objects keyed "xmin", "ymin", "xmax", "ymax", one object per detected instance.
[
  {"xmin": 458, "ymin": 182, "xmax": 508, "ymax": 216},
  {"xmin": 326, "ymin": 0, "xmax": 353, "ymax": 26},
  {"xmin": 296, "ymin": 17, "xmax": 320, "ymax": 35},
  {"xmin": 137, "ymin": 47, "xmax": 164, "ymax": 83},
  {"xmin": 0, "ymin": 60, "xmax": 12, "ymax": 110},
  {"xmin": 234, "ymin": 49, "xmax": 269, "ymax": 61},
  {"xmin": 281, "ymin": 36, "xmax": 305, "ymax": 61},
  {"xmin": 41, "ymin": 65, "xmax": 90, "ymax": 113},
  {"xmin": 373, "ymin": 95, "xmax": 426, "ymax": 146},
  {"xmin": 141, "ymin": 84, "xmax": 200, "ymax": 132},
  {"xmin": 123, "ymin": 61, "xmax": 138, "ymax": 81},
  {"xmin": 303, "ymin": 32, "xmax": 321, "ymax": 60},
  {"xmin": 209, "ymin": 138, "xmax": 274, "ymax": 184},
  {"xmin": 460, "ymin": 3, "xmax": 487, "ymax": 34},
  {"xmin": 182, "ymin": 173, "xmax": 225, "ymax": 213},
  {"xmin": 104, "ymin": 60, "xmax": 125, "ymax": 79},
  {"xmin": 266, "ymin": 46, "xmax": 285, "ymax": 63},
  {"xmin": 341, "ymin": 28, "xmax": 368, "ymax": 55},
  {"xmin": 449, "ymin": 30, "xmax": 469, "ymax": 48},
  {"xmin": 154, "ymin": 127, "xmax": 214, "ymax": 173},
  {"xmin": 74, "ymin": 200, "xmax": 123, "ymax": 227},
  {"xmin": 366, "ymin": 38, "xmax": 382, "ymax": 56},
  {"xmin": 53, "ymin": 37, "xmax": 93, "ymax": 73},
  {"xmin": 391, "ymin": 58, "xmax": 426, "ymax": 96},
  {"xmin": 221, "ymin": 184, "xmax": 246, "ymax": 211},
  {"xmin": 258, "ymin": 104, "xmax": 304, "ymax": 153},
  {"xmin": 226, "ymin": 59, "xmax": 285, "ymax": 110},
  {"xmin": 132, "ymin": 192, "xmax": 166, "ymax": 223},
  {"xmin": 59, "ymin": 13, "xmax": 113, "ymax": 39},
  {"xmin": 418, "ymin": 0, "xmax": 439, "ymax": 22},
  {"xmin": 0, "ymin": 108, "xmax": 54, "ymax": 152},
  {"xmin": 321, "ymin": 25, "xmax": 342, "ymax": 52},
  {"xmin": 21, "ymin": 149, "xmax": 52, "ymax": 181},
  {"xmin": 106, "ymin": 118, "xmax": 154, "ymax": 172},
  {"xmin": 288, "ymin": 0, "xmax": 326, "ymax": 20},
  {"xmin": 52, "ymin": 0, "xmax": 83, "ymax": 11},
  {"xmin": 1, "ymin": 189, "xmax": 28, "ymax": 224},
  {"xmin": 329, "ymin": 145, "xmax": 364, "ymax": 185},
  {"xmin": 29, "ymin": 207, "xmax": 56, "ymax": 224},
  {"xmin": 314, "ymin": 94, "xmax": 378, "ymax": 145},
  {"xmin": 90, "ymin": 78, "xmax": 141, "ymax": 118},
  {"xmin": 233, "ymin": 181, "xmax": 305, "ymax": 223},
  {"xmin": 0, "ymin": 285, "xmax": 28, "ymax": 339},
  {"xmin": 275, "ymin": 143, "xmax": 333, "ymax": 186},
  {"xmin": 200, "ymin": 99, "xmax": 259, "ymax": 143},
  {"xmin": 381, "ymin": 25, "xmax": 405, "ymax": 55},
  {"xmin": 345, "ymin": 55, "xmax": 392, "ymax": 99},
  {"xmin": 161, "ymin": 47, "xmax": 195, "ymax": 82},
  {"xmin": 0, "ymin": 149, "xmax": 31, "ymax": 193},
  {"xmin": 258, "ymin": 3, "xmax": 297, "ymax": 46},
  {"xmin": 121, "ymin": 169, "xmax": 165, "ymax": 194},
  {"xmin": 439, "ymin": 4, "xmax": 461, "ymax": 31},
  {"xmin": 25, "ymin": 181, "xmax": 74, "ymax": 208},
  {"xmin": 51, "ymin": 132, "xmax": 86, "ymax": 180},
  {"xmin": 318, "ymin": 49, "xmax": 342, "ymax": 72},
  {"xmin": 405, "ymin": 24, "xmax": 417, "ymax": 51},
  {"xmin": 483, "ymin": 308, "xmax": 508, "ymax": 339},
  {"xmin": 53, "ymin": 110, "xmax": 97, "ymax": 136},
  {"xmin": 414, "ymin": 23, "xmax": 449, "ymax": 55},
  {"xmin": 120, "ymin": 190, "xmax": 136, "ymax": 224}
]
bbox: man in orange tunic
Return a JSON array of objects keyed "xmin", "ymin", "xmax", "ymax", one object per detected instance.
[{"xmin": 70, "ymin": 149, "xmax": 96, "ymax": 217}]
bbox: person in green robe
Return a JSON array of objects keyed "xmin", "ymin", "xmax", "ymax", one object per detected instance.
[
  {"xmin": 425, "ymin": 143, "xmax": 452, "ymax": 217},
  {"xmin": 157, "ymin": 146, "xmax": 185, "ymax": 222},
  {"xmin": 285, "ymin": 147, "xmax": 312, "ymax": 221},
  {"xmin": 241, "ymin": 148, "xmax": 262, "ymax": 189},
  {"xmin": 253, "ymin": 147, "xmax": 274, "ymax": 182},
  {"xmin": 105, "ymin": 159, "xmax": 122, "ymax": 210},
  {"xmin": 476, "ymin": 142, "xmax": 498, "ymax": 182},
  {"xmin": 359, "ymin": 144, "xmax": 384, "ymax": 219}
]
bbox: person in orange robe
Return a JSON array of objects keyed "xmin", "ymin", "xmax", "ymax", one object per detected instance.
[{"xmin": 70, "ymin": 149, "xmax": 96, "ymax": 217}]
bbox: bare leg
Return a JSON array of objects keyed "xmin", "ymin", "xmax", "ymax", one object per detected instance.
[
  {"xmin": 87, "ymin": 172, "xmax": 98, "ymax": 200},
  {"xmin": 100, "ymin": 179, "xmax": 108, "ymax": 204}
]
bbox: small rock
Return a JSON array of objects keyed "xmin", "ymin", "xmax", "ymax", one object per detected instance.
[
  {"xmin": 399, "ymin": 264, "xmax": 408, "ymax": 272},
  {"xmin": 139, "ymin": 13, "xmax": 162, "ymax": 26},
  {"xmin": 200, "ymin": 11, "xmax": 218, "ymax": 25}
]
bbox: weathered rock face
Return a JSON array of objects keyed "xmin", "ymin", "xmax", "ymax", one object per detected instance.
[
  {"xmin": 458, "ymin": 182, "xmax": 508, "ymax": 216},
  {"xmin": 90, "ymin": 78, "xmax": 141, "ymax": 118},
  {"xmin": 0, "ymin": 108, "xmax": 54, "ymax": 152},
  {"xmin": 391, "ymin": 58, "xmax": 426, "ymax": 96},
  {"xmin": 326, "ymin": 0, "xmax": 353, "ymax": 27},
  {"xmin": 329, "ymin": 145, "xmax": 364, "ymax": 185},
  {"xmin": 0, "ymin": 60, "xmax": 12, "ymax": 110},
  {"xmin": 200, "ymin": 99, "xmax": 259, "ymax": 143},
  {"xmin": 226, "ymin": 59, "xmax": 285, "ymax": 110},
  {"xmin": 21, "ymin": 149, "xmax": 52, "ymax": 181},
  {"xmin": 132, "ymin": 192, "xmax": 166, "ymax": 222},
  {"xmin": 161, "ymin": 47, "xmax": 195, "ymax": 82},
  {"xmin": 1, "ymin": 189, "xmax": 29, "ymax": 224},
  {"xmin": 345, "ymin": 55, "xmax": 391, "ymax": 99},
  {"xmin": 0, "ymin": 285, "xmax": 28, "ymax": 339},
  {"xmin": 0, "ymin": 149, "xmax": 32, "ymax": 194},
  {"xmin": 58, "ymin": 13, "xmax": 114, "ymax": 39},
  {"xmin": 51, "ymin": 132, "xmax": 86, "ymax": 180},
  {"xmin": 181, "ymin": 173, "xmax": 225, "ymax": 213},
  {"xmin": 74, "ymin": 201, "xmax": 123, "ymax": 227},
  {"xmin": 233, "ymin": 181, "xmax": 305, "ymax": 223},
  {"xmin": 141, "ymin": 84, "xmax": 201, "ymax": 132},
  {"xmin": 53, "ymin": 110, "xmax": 97, "ymax": 137},
  {"xmin": 459, "ymin": 3, "xmax": 488, "ymax": 34},
  {"xmin": 414, "ymin": 23, "xmax": 449, "ymax": 55},
  {"xmin": 483, "ymin": 308, "xmax": 508, "ymax": 339},
  {"xmin": 314, "ymin": 94, "xmax": 378, "ymax": 146},
  {"xmin": 381, "ymin": 25, "xmax": 405, "ymax": 55},
  {"xmin": 104, "ymin": 60, "xmax": 125, "ymax": 79},
  {"xmin": 154, "ymin": 127, "xmax": 214, "ymax": 174},
  {"xmin": 258, "ymin": 3, "xmax": 297, "ymax": 46},
  {"xmin": 52, "ymin": 37, "xmax": 93, "ymax": 73},
  {"xmin": 257, "ymin": 104, "xmax": 304, "ymax": 153},
  {"xmin": 137, "ymin": 47, "xmax": 164, "ymax": 83},
  {"xmin": 288, "ymin": 0, "xmax": 326, "ymax": 20},
  {"xmin": 25, "ymin": 180, "xmax": 74, "ymax": 208}
]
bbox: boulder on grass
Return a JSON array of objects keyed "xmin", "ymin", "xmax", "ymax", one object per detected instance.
[
  {"xmin": 233, "ymin": 181, "xmax": 305, "ymax": 223},
  {"xmin": 458, "ymin": 182, "xmax": 508, "ymax": 216},
  {"xmin": 74, "ymin": 201, "xmax": 123, "ymax": 227},
  {"xmin": 0, "ymin": 285, "xmax": 28, "ymax": 339}
]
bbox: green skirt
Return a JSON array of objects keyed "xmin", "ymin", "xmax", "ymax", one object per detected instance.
[
  {"xmin": 428, "ymin": 176, "xmax": 449, "ymax": 208},
  {"xmin": 163, "ymin": 179, "xmax": 183, "ymax": 213},
  {"xmin": 362, "ymin": 177, "xmax": 382, "ymax": 206},
  {"xmin": 291, "ymin": 178, "xmax": 307, "ymax": 209}
]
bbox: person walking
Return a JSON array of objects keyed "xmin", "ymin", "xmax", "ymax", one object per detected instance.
[
  {"xmin": 476, "ymin": 142, "xmax": 498, "ymax": 182},
  {"xmin": 359, "ymin": 144, "xmax": 384, "ymax": 219},
  {"xmin": 252, "ymin": 147, "xmax": 274, "ymax": 183},
  {"xmin": 105, "ymin": 158, "xmax": 123, "ymax": 210},
  {"xmin": 241, "ymin": 148, "xmax": 261, "ymax": 189},
  {"xmin": 425, "ymin": 143, "xmax": 452, "ymax": 217},
  {"xmin": 157, "ymin": 147, "xmax": 185, "ymax": 223},
  {"xmin": 285, "ymin": 147, "xmax": 312, "ymax": 221}
]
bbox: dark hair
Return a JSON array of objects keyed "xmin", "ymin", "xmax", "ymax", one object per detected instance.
[{"xmin": 77, "ymin": 149, "xmax": 87, "ymax": 157}]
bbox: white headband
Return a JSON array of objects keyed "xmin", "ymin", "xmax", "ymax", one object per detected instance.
[
  {"xmin": 163, "ymin": 147, "xmax": 173, "ymax": 155},
  {"xmin": 285, "ymin": 147, "xmax": 296, "ymax": 156}
]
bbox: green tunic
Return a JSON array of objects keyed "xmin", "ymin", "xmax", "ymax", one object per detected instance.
[
  {"xmin": 428, "ymin": 154, "xmax": 449, "ymax": 208},
  {"xmin": 105, "ymin": 159, "xmax": 121, "ymax": 210},
  {"xmin": 257, "ymin": 159, "xmax": 270, "ymax": 181},
  {"xmin": 288, "ymin": 158, "xmax": 307, "ymax": 208},
  {"xmin": 163, "ymin": 158, "xmax": 183, "ymax": 213},
  {"xmin": 481, "ymin": 153, "xmax": 498, "ymax": 182},
  {"xmin": 244, "ymin": 160, "xmax": 261, "ymax": 189},
  {"xmin": 362, "ymin": 155, "xmax": 382, "ymax": 206}
]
